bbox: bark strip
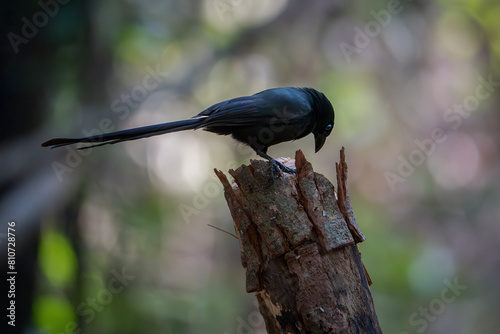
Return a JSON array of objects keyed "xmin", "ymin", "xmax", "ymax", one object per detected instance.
[{"xmin": 215, "ymin": 149, "xmax": 381, "ymax": 333}]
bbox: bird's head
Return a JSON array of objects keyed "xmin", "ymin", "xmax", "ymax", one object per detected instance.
[{"xmin": 310, "ymin": 90, "xmax": 335, "ymax": 153}]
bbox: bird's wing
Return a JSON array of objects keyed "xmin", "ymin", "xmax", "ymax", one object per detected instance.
[
  {"xmin": 193, "ymin": 95, "xmax": 311, "ymax": 128},
  {"xmin": 193, "ymin": 96, "xmax": 261, "ymax": 126}
]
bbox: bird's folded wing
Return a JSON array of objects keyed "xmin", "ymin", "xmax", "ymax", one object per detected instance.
[{"xmin": 193, "ymin": 96, "xmax": 310, "ymax": 128}]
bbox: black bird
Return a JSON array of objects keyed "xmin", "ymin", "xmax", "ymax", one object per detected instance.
[{"xmin": 42, "ymin": 87, "xmax": 335, "ymax": 176}]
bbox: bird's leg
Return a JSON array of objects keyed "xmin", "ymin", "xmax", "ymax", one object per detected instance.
[{"xmin": 256, "ymin": 151, "xmax": 297, "ymax": 183}]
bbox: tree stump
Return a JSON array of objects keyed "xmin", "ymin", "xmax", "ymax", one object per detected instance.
[{"xmin": 215, "ymin": 149, "xmax": 381, "ymax": 334}]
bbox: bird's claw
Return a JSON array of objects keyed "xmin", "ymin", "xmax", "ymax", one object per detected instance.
[{"xmin": 268, "ymin": 159, "xmax": 297, "ymax": 185}]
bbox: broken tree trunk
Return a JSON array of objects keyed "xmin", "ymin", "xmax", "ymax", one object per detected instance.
[{"xmin": 215, "ymin": 149, "xmax": 381, "ymax": 334}]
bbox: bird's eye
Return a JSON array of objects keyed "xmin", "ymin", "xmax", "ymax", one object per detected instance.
[{"xmin": 325, "ymin": 124, "xmax": 333, "ymax": 131}]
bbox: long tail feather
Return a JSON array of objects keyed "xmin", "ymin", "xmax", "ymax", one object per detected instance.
[{"xmin": 41, "ymin": 118, "xmax": 204, "ymax": 149}]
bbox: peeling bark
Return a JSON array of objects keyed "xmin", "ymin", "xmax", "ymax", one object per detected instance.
[{"xmin": 215, "ymin": 149, "xmax": 381, "ymax": 334}]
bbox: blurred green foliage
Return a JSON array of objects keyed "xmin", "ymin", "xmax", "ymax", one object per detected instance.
[
  {"xmin": 21, "ymin": 0, "xmax": 500, "ymax": 333},
  {"xmin": 39, "ymin": 229, "xmax": 77, "ymax": 287},
  {"xmin": 33, "ymin": 295, "xmax": 77, "ymax": 333}
]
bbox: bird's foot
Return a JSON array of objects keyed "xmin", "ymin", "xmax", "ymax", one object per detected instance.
[
  {"xmin": 255, "ymin": 151, "xmax": 297, "ymax": 185},
  {"xmin": 274, "ymin": 160, "xmax": 297, "ymax": 174},
  {"xmin": 268, "ymin": 159, "xmax": 297, "ymax": 185}
]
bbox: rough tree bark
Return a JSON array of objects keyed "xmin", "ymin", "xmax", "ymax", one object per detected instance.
[{"xmin": 215, "ymin": 149, "xmax": 381, "ymax": 334}]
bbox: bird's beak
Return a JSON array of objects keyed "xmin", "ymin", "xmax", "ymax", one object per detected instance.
[{"xmin": 314, "ymin": 134, "xmax": 327, "ymax": 153}]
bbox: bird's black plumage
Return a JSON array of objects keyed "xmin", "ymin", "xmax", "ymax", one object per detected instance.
[{"xmin": 42, "ymin": 87, "xmax": 335, "ymax": 174}]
